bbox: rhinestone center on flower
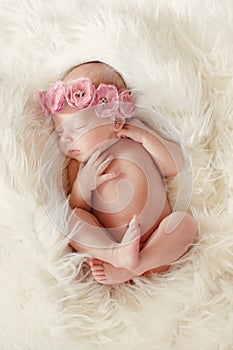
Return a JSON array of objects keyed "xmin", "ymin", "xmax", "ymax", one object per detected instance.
[
  {"xmin": 77, "ymin": 89, "xmax": 85, "ymax": 97},
  {"xmin": 100, "ymin": 97, "xmax": 108, "ymax": 105}
]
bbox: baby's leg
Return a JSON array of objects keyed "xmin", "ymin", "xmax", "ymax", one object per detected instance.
[
  {"xmin": 134, "ymin": 211, "xmax": 197, "ymax": 275},
  {"xmin": 91, "ymin": 212, "xmax": 197, "ymax": 284},
  {"xmin": 69, "ymin": 208, "xmax": 141, "ymax": 269}
]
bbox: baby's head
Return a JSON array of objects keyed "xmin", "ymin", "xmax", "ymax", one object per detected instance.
[
  {"xmin": 38, "ymin": 61, "xmax": 135, "ymax": 161},
  {"xmin": 63, "ymin": 61, "xmax": 126, "ymax": 89},
  {"xmin": 54, "ymin": 61, "xmax": 127, "ymax": 118}
]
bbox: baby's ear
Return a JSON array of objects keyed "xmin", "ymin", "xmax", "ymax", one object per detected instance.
[{"xmin": 113, "ymin": 115, "xmax": 125, "ymax": 131}]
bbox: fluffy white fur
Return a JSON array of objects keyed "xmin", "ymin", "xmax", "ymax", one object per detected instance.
[{"xmin": 0, "ymin": 0, "xmax": 233, "ymax": 349}]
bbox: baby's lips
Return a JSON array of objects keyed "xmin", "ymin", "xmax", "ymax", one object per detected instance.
[{"xmin": 69, "ymin": 149, "xmax": 80, "ymax": 154}]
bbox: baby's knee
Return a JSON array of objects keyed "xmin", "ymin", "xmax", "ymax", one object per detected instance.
[
  {"xmin": 178, "ymin": 212, "xmax": 197, "ymax": 238},
  {"xmin": 163, "ymin": 211, "xmax": 197, "ymax": 239},
  {"xmin": 74, "ymin": 208, "xmax": 101, "ymax": 227}
]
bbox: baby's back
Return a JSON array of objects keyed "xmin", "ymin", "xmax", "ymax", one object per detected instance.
[{"xmin": 92, "ymin": 138, "xmax": 168, "ymax": 242}]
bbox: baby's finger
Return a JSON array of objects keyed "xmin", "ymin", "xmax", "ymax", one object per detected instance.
[
  {"xmin": 97, "ymin": 171, "xmax": 120, "ymax": 186},
  {"xmin": 116, "ymin": 128, "xmax": 131, "ymax": 139},
  {"xmin": 117, "ymin": 125, "xmax": 144, "ymax": 143},
  {"xmin": 88, "ymin": 148, "xmax": 105, "ymax": 165},
  {"xmin": 96, "ymin": 154, "xmax": 114, "ymax": 175},
  {"xmin": 94, "ymin": 150, "xmax": 113, "ymax": 169},
  {"xmin": 89, "ymin": 149, "xmax": 111, "ymax": 168}
]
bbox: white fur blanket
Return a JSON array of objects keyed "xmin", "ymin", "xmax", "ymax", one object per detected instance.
[{"xmin": 1, "ymin": 1, "xmax": 233, "ymax": 349}]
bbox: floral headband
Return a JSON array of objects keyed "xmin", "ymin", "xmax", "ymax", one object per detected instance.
[{"xmin": 38, "ymin": 77, "xmax": 136, "ymax": 119}]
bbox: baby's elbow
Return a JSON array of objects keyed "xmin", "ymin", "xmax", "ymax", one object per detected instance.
[
  {"xmin": 163, "ymin": 165, "xmax": 178, "ymax": 177},
  {"xmin": 174, "ymin": 151, "xmax": 185, "ymax": 175},
  {"xmin": 164, "ymin": 152, "xmax": 184, "ymax": 177}
]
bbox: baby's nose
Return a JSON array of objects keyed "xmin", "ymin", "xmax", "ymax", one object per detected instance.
[{"xmin": 60, "ymin": 134, "xmax": 73, "ymax": 143}]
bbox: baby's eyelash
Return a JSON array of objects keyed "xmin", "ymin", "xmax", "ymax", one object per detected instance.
[
  {"xmin": 73, "ymin": 127, "xmax": 87, "ymax": 132},
  {"xmin": 74, "ymin": 125, "xmax": 86, "ymax": 130}
]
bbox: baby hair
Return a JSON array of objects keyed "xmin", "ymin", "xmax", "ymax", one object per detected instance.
[{"xmin": 62, "ymin": 61, "xmax": 126, "ymax": 90}]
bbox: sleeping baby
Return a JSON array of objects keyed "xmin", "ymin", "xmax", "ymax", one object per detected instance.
[{"xmin": 38, "ymin": 61, "xmax": 197, "ymax": 284}]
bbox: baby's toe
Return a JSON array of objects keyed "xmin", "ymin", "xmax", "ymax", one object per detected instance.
[
  {"xmin": 91, "ymin": 265, "xmax": 105, "ymax": 277},
  {"xmin": 93, "ymin": 273, "xmax": 106, "ymax": 283},
  {"xmin": 91, "ymin": 266, "xmax": 103, "ymax": 272},
  {"xmin": 93, "ymin": 271, "xmax": 105, "ymax": 276}
]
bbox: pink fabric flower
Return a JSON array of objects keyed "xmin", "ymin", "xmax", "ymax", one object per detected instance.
[
  {"xmin": 118, "ymin": 89, "xmax": 136, "ymax": 118},
  {"xmin": 38, "ymin": 91, "xmax": 51, "ymax": 117},
  {"xmin": 94, "ymin": 83, "xmax": 119, "ymax": 117},
  {"xmin": 38, "ymin": 78, "xmax": 136, "ymax": 120},
  {"xmin": 65, "ymin": 78, "xmax": 95, "ymax": 109},
  {"xmin": 38, "ymin": 81, "xmax": 66, "ymax": 116},
  {"xmin": 48, "ymin": 81, "xmax": 66, "ymax": 114}
]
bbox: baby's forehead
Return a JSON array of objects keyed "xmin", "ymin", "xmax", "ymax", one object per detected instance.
[
  {"xmin": 53, "ymin": 114, "xmax": 83, "ymax": 128},
  {"xmin": 52, "ymin": 109, "xmax": 97, "ymax": 130}
]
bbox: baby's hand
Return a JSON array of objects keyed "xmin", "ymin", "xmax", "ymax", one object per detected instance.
[
  {"xmin": 116, "ymin": 122, "xmax": 147, "ymax": 144},
  {"xmin": 77, "ymin": 148, "xmax": 120, "ymax": 203}
]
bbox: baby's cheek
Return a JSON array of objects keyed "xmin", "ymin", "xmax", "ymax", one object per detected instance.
[
  {"xmin": 57, "ymin": 140, "xmax": 67, "ymax": 155},
  {"xmin": 77, "ymin": 129, "xmax": 105, "ymax": 152}
]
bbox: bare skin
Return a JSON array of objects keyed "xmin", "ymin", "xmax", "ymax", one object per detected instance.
[
  {"xmin": 88, "ymin": 211, "xmax": 197, "ymax": 284},
  {"xmin": 60, "ymin": 119, "xmax": 197, "ymax": 284},
  {"xmin": 69, "ymin": 210, "xmax": 141, "ymax": 270},
  {"xmin": 52, "ymin": 62, "xmax": 197, "ymax": 284}
]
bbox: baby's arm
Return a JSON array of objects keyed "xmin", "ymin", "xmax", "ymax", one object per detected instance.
[
  {"xmin": 68, "ymin": 158, "xmax": 90, "ymax": 211},
  {"xmin": 117, "ymin": 119, "xmax": 184, "ymax": 177}
]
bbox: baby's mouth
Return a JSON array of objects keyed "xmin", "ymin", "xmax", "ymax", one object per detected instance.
[{"xmin": 68, "ymin": 149, "xmax": 80, "ymax": 155}]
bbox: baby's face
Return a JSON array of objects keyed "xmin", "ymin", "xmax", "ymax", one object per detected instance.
[
  {"xmin": 51, "ymin": 62, "xmax": 126, "ymax": 161},
  {"xmin": 53, "ymin": 108, "xmax": 115, "ymax": 162}
]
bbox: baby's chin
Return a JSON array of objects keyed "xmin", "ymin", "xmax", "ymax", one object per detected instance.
[
  {"xmin": 66, "ymin": 151, "xmax": 86, "ymax": 163},
  {"xmin": 66, "ymin": 153, "xmax": 81, "ymax": 161}
]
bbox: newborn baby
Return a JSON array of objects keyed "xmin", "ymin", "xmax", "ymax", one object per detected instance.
[{"xmin": 38, "ymin": 61, "xmax": 197, "ymax": 284}]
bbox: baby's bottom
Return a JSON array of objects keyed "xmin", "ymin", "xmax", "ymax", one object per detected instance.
[{"xmin": 69, "ymin": 208, "xmax": 197, "ymax": 277}]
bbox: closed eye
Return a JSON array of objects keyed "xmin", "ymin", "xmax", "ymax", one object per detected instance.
[
  {"xmin": 73, "ymin": 124, "xmax": 87, "ymax": 130},
  {"xmin": 73, "ymin": 126, "xmax": 87, "ymax": 132}
]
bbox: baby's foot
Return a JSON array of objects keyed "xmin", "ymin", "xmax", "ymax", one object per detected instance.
[
  {"xmin": 113, "ymin": 215, "xmax": 141, "ymax": 270},
  {"xmin": 89, "ymin": 259, "xmax": 135, "ymax": 285},
  {"xmin": 88, "ymin": 215, "xmax": 141, "ymax": 271}
]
